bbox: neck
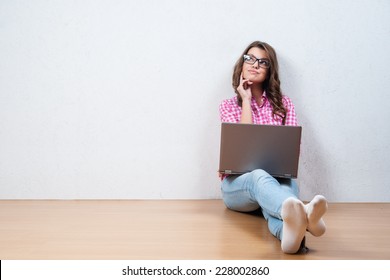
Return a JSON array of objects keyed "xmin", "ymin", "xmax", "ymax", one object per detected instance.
[{"xmin": 251, "ymin": 85, "xmax": 264, "ymax": 104}]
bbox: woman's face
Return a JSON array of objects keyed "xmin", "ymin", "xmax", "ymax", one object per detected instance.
[{"xmin": 242, "ymin": 47, "xmax": 269, "ymax": 84}]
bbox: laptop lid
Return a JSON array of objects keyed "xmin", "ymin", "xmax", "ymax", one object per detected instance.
[{"xmin": 218, "ymin": 123, "xmax": 302, "ymax": 178}]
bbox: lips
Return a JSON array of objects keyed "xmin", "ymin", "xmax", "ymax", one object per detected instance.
[{"xmin": 248, "ymin": 70, "xmax": 259, "ymax": 75}]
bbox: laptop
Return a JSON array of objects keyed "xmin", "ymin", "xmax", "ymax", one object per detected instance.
[{"xmin": 218, "ymin": 123, "xmax": 302, "ymax": 178}]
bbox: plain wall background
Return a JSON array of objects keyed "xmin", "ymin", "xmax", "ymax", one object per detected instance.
[{"xmin": 1, "ymin": 0, "xmax": 389, "ymax": 202}]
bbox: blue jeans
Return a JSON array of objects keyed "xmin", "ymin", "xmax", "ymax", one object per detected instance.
[{"xmin": 221, "ymin": 169, "xmax": 299, "ymax": 240}]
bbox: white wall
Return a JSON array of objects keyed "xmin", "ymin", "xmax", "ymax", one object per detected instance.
[{"xmin": 1, "ymin": 0, "xmax": 389, "ymax": 202}]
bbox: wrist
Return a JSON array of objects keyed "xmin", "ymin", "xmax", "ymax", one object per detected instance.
[{"xmin": 241, "ymin": 97, "xmax": 252, "ymax": 104}]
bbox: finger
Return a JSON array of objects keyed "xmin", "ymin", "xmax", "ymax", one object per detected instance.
[
  {"xmin": 243, "ymin": 80, "xmax": 248, "ymax": 90},
  {"xmin": 241, "ymin": 72, "xmax": 248, "ymax": 82}
]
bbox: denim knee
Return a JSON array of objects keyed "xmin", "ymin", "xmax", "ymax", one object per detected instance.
[{"xmin": 249, "ymin": 169, "xmax": 278, "ymax": 185}]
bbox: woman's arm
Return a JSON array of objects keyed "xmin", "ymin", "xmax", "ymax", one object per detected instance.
[
  {"xmin": 240, "ymin": 98, "xmax": 253, "ymax": 124},
  {"xmin": 237, "ymin": 73, "xmax": 253, "ymax": 124},
  {"xmin": 283, "ymin": 96, "xmax": 298, "ymax": 126}
]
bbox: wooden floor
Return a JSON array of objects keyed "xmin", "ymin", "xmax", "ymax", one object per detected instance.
[{"xmin": 0, "ymin": 200, "xmax": 390, "ymax": 260}]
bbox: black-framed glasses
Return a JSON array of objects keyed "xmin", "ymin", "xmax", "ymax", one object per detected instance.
[{"xmin": 243, "ymin": 54, "xmax": 270, "ymax": 69}]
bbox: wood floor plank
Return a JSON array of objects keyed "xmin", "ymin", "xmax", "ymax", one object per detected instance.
[{"xmin": 0, "ymin": 200, "xmax": 389, "ymax": 259}]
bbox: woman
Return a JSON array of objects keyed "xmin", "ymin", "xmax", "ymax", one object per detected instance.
[{"xmin": 219, "ymin": 41, "xmax": 328, "ymax": 254}]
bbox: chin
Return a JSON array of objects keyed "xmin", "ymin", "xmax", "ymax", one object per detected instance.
[{"xmin": 252, "ymin": 78, "xmax": 266, "ymax": 84}]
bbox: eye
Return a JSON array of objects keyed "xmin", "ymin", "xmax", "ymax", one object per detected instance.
[
  {"xmin": 259, "ymin": 59, "xmax": 270, "ymax": 67},
  {"xmin": 243, "ymin": 55, "xmax": 251, "ymax": 61},
  {"xmin": 243, "ymin": 54, "xmax": 257, "ymax": 64}
]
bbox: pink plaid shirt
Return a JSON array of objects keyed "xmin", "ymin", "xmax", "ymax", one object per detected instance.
[
  {"xmin": 219, "ymin": 92, "xmax": 298, "ymax": 180},
  {"xmin": 219, "ymin": 93, "xmax": 298, "ymax": 126}
]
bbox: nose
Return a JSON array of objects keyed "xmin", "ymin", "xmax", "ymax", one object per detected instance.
[{"xmin": 252, "ymin": 61, "xmax": 260, "ymax": 69}]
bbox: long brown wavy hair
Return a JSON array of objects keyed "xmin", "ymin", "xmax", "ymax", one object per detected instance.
[{"xmin": 232, "ymin": 41, "xmax": 287, "ymax": 124}]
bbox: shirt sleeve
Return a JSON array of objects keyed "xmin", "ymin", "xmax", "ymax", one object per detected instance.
[
  {"xmin": 219, "ymin": 98, "xmax": 240, "ymax": 123},
  {"xmin": 283, "ymin": 96, "xmax": 298, "ymax": 126}
]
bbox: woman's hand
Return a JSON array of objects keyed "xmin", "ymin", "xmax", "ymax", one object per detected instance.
[
  {"xmin": 237, "ymin": 73, "xmax": 253, "ymax": 102},
  {"xmin": 237, "ymin": 72, "xmax": 254, "ymax": 124}
]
